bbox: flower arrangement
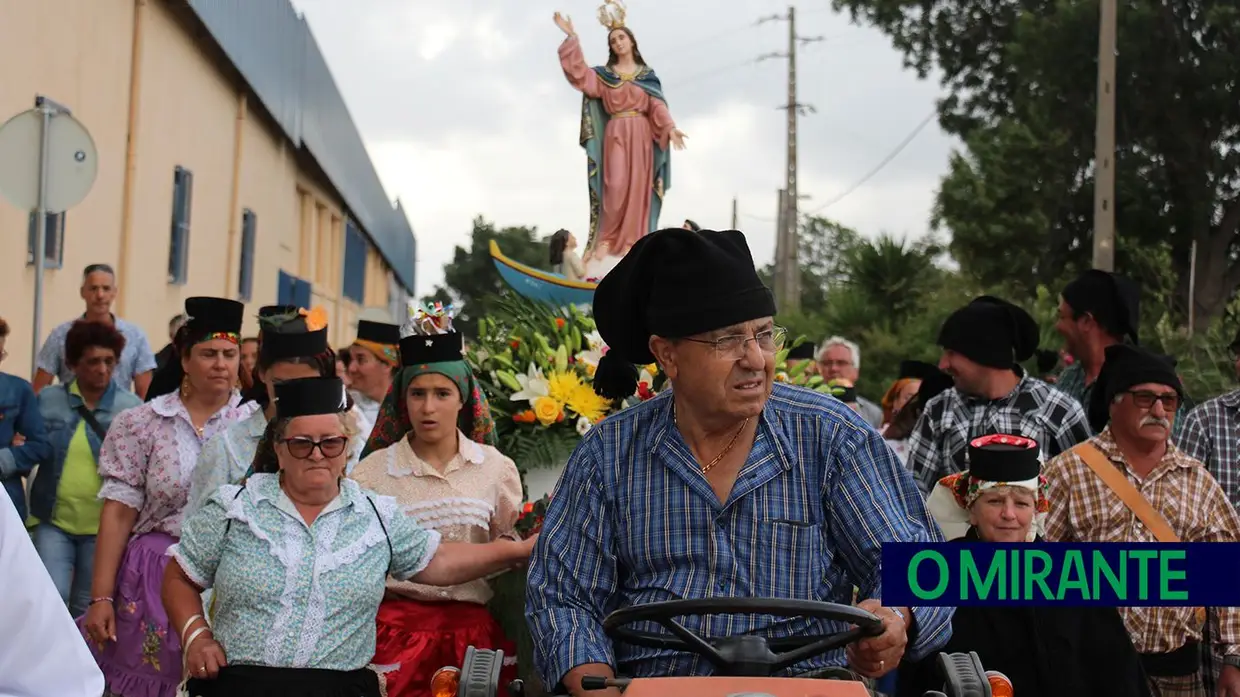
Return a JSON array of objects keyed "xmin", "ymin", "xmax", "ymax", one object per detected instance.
[
  {"xmin": 514, "ymin": 495, "xmax": 551, "ymax": 538},
  {"xmin": 468, "ymin": 293, "xmax": 665, "ymax": 474}
]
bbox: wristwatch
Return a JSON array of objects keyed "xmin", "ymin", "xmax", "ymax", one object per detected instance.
[{"xmin": 1222, "ymin": 654, "xmax": 1240, "ymax": 669}]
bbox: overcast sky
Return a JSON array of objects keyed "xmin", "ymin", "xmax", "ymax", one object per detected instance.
[{"xmin": 288, "ymin": 0, "xmax": 958, "ymax": 298}]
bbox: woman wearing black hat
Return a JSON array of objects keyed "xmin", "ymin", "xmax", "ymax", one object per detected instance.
[
  {"xmin": 79, "ymin": 297, "xmax": 256, "ymax": 697},
  {"xmin": 348, "ymin": 320, "xmax": 402, "ymax": 436},
  {"xmin": 352, "ymin": 306, "xmax": 526, "ymax": 697},
  {"xmin": 900, "ymin": 434, "xmax": 1151, "ymax": 697},
  {"xmin": 187, "ymin": 306, "xmax": 360, "ymax": 519},
  {"xmin": 163, "ymin": 377, "xmax": 534, "ymax": 697}
]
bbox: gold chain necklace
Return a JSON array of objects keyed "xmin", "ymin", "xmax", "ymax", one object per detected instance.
[{"xmin": 675, "ymin": 408, "xmax": 750, "ymax": 474}]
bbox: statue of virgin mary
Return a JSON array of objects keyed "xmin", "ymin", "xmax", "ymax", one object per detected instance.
[{"xmin": 554, "ymin": 1, "xmax": 688, "ymax": 279}]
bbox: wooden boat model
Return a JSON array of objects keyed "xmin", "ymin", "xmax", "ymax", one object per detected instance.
[{"xmin": 489, "ymin": 240, "xmax": 597, "ymax": 307}]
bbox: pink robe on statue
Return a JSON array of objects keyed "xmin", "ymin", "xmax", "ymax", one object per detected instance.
[{"xmin": 559, "ymin": 36, "xmax": 677, "ymax": 260}]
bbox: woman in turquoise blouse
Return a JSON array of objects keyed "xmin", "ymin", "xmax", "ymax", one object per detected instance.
[{"xmin": 162, "ymin": 377, "xmax": 536, "ymax": 697}]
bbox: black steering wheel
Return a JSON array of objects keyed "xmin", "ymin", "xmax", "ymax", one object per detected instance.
[{"xmin": 602, "ymin": 597, "xmax": 885, "ymax": 677}]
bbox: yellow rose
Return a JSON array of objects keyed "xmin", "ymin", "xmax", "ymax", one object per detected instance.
[{"xmin": 532, "ymin": 396, "xmax": 564, "ymax": 426}]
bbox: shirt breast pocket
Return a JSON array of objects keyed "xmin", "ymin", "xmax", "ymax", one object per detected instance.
[{"xmin": 752, "ymin": 519, "xmax": 824, "ymax": 599}]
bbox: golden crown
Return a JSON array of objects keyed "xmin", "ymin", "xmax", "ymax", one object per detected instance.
[{"xmin": 597, "ymin": 0, "xmax": 626, "ymax": 30}]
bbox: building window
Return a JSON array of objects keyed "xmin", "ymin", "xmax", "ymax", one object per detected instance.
[
  {"xmin": 342, "ymin": 220, "xmax": 366, "ymax": 303},
  {"xmin": 238, "ymin": 209, "xmax": 257, "ymax": 301},
  {"xmin": 26, "ymin": 212, "xmax": 65, "ymax": 268},
  {"xmin": 168, "ymin": 166, "xmax": 194, "ymax": 284},
  {"xmin": 277, "ymin": 269, "xmax": 312, "ymax": 308}
]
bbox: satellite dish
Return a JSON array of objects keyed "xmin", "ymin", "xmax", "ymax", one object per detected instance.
[{"xmin": 0, "ymin": 107, "xmax": 98, "ymax": 213}]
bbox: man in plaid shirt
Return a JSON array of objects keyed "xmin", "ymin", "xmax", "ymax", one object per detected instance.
[
  {"xmin": 1175, "ymin": 327, "xmax": 1240, "ymax": 511},
  {"xmin": 1043, "ymin": 343, "xmax": 1240, "ymax": 697},
  {"xmin": 1055, "ymin": 269, "xmax": 1191, "ymax": 438},
  {"xmin": 907, "ymin": 296, "xmax": 1091, "ymax": 495}
]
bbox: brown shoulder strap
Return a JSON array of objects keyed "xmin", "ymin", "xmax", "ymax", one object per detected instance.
[{"xmin": 1070, "ymin": 442, "xmax": 1180, "ymax": 543}]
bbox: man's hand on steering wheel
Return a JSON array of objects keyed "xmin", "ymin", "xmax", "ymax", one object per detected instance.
[{"xmin": 845, "ymin": 599, "xmax": 909, "ymax": 678}]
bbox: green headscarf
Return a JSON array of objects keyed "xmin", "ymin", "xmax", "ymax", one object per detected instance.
[{"xmin": 360, "ymin": 359, "xmax": 497, "ymax": 458}]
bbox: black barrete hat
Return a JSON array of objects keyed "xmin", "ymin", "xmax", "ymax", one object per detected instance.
[
  {"xmin": 937, "ymin": 295, "xmax": 1039, "ymax": 369},
  {"xmin": 1061, "ymin": 270, "xmax": 1141, "ymax": 344},
  {"xmin": 400, "ymin": 332, "xmax": 464, "ymax": 366},
  {"xmin": 786, "ymin": 342, "xmax": 816, "ymax": 361},
  {"xmin": 356, "ymin": 320, "xmax": 401, "ymax": 345},
  {"xmin": 258, "ymin": 307, "xmax": 328, "ymax": 363},
  {"xmin": 1087, "ymin": 344, "xmax": 1182, "ymax": 432},
  {"xmin": 899, "ymin": 360, "xmax": 938, "ymax": 381},
  {"xmin": 968, "ymin": 434, "xmax": 1040, "ymax": 482},
  {"xmin": 592, "ymin": 228, "xmax": 776, "ymax": 398},
  {"xmin": 184, "ymin": 297, "xmax": 245, "ymax": 339},
  {"xmin": 273, "ymin": 377, "xmax": 349, "ymax": 419},
  {"xmin": 917, "ymin": 370, "xmax": 954, "ymax": 405}
]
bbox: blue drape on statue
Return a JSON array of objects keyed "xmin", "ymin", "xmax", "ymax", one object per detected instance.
[{"xmin": 579, "ymin": 65, "xmax": 672, "ymax": 252}]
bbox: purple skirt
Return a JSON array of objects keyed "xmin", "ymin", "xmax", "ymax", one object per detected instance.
[{"xmin": 77, "ymin": 532, "xmax": 182, "ymax": 697}]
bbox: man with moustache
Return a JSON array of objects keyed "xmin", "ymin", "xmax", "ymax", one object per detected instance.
[
  {"xmin": 1043, "ymin": 344, "xmax": 1240, "ymax": 697},
  {"xmin": 526, "ymin": 228, "xmax": 951, "ymax": 697}
]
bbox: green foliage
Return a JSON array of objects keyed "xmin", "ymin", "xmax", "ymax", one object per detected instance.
[
  {"xmin": 422, "ymin": 217, "xmax": 550, "ymax": 338},
  {"xmin": 833, "ymin": 0, "xmax": 1240, "ymax": 319}
]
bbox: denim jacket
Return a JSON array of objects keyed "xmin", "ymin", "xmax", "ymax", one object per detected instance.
[
  {"xmin": 0, "ymin": 373, "xmax": 52, "ymax": 520},
  {"xmin": 28, "ymin": 380, "xmax": 141, "ymax": 523}
]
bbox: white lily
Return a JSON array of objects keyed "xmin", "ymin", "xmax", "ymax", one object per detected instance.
[{"xmin": 510, "ymin": 363, "xmax": 550, "ymax": 404}]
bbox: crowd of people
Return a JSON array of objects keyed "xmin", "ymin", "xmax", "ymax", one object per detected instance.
[{"xmin": 2, "ymin": 229, "xmax": 1240, "ymax": 697}]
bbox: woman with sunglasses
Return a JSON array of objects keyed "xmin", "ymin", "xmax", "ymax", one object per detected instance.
[
  {"xmin": 187, "ymin": 306, "xmax": 362, "ymax": 519},
  {"xmin": 350, "ymin": 305, "xmax": 527, "ymax": 697},
  {"xmin": 163, "ymin": 376, "xmax": 536, "ymax": 697}
]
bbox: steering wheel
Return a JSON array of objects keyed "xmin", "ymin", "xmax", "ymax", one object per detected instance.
[{"xmin": 602, "ymin": 597, "xmax": 885, "ymax": 677}]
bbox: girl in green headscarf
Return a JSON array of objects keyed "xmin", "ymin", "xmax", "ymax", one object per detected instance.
[{"xmin": 349, "ymin": 305, "xmax": 524, "ymax": 697}]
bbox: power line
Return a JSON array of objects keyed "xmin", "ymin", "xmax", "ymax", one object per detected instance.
[{"xmin": 801, "ymin": 110, "xmax": 936, "ymax": 216}]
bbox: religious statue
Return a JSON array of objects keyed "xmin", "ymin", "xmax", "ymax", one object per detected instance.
[{"xmin": 554, "ymin": 0, "xmax": 688, "ymax": 279}]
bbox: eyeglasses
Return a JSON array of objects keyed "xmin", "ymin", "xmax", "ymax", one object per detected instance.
[
  {"xmin": 1126, "ymin": 390, "xmax": 1179, "ymax": 411},
  {"xmin": 682, "ymin": 326, "xmax": 787, "ymax": 359},
  {"xmin": 281, "ymin": 436, "xmax": 349, "ymax": 459}
]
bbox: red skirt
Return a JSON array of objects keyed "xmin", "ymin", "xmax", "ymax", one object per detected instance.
[{"xmin": 373, "ymin": 597, "xmax": 517, "ymax": 697}]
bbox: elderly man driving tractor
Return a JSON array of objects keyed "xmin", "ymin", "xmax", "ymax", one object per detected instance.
[{"xmin": 521, "ymin": 228, "xmax": 954, "ymax": 697}]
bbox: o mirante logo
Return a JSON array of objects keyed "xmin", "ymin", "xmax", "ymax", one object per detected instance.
[{"xmin": 881, "ymin": 543, "xmax": 1240, "ymax": 607}]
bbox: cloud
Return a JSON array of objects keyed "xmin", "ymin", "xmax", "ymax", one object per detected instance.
[{"xmin": 290, "ymin": 0, "xmax": 959, "ymax": 297}]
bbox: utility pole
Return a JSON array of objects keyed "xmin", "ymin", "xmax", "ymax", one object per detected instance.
[
  {"xmin": 1092, "ymin": 0, "xmax": 1117, "ymax": 271},
  {"xmin": 758, "ymin": 7, "xmax": 821, "ymax": 312},
  {"xmin": 730, "ymin": 196, "xmax": 738, "ymax": 229}
]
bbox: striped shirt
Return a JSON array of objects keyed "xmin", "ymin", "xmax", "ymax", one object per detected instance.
[
  {"xmin": 1043, "ymin": 428, "xmax": 1240, "ymax": 656},
  {"xmin": 525, "ymin": 384, "xmax": 953, "ymax": 687},
  {"xmin": 907, "ymin": 372, "xmax": 1091, "ymax": 495},
  {"xmin": 1174, "ymin": 389, "xmax": 1240, "ymax": 511}
]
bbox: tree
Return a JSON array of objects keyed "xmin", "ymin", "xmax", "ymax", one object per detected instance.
[
  {"xmin": 422, "ymin": 217, "xmax": 549, "ymax": 337},
  {"xmin": 759, "ymin": 216, "xmax": 864, "ymax": 317},
  {"xmin": 832, "ymin": 0, "xmax": 1240, "ymax": 319}
]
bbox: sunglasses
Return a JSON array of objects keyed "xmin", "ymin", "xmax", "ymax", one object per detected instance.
[
  {"xmin": 1126, "ymin": 390, "xmax": 1179, "ymax": 411},
  {"xmin": 280, "ymin": 436, "xmax": 349, "ymax": 459}
]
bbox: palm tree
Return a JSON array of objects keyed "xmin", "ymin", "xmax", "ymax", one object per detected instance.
[{"xmin": 844, "ymin": 233, "xmax": 945, "ymax": 322}]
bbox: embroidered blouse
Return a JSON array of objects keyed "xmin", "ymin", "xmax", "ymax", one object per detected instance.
[
  {"xmin": 186, "ymin": 407, "xmax": 367, "ymax": 518},
  {"xmin": 97, "ymin": 392, "xmax": 256, "ymax": 537},
  {"xmin": 169, "ymin": 473, "xmax": 441, "ymax": 671},
  {"xmin": 349, "ymin": 431, "xmax": 522, "ymax": 605}
]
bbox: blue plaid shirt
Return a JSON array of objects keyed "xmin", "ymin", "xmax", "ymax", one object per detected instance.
[{"xmin": 526, "ymin": 384, "xmax": 952, "ymax": 686}]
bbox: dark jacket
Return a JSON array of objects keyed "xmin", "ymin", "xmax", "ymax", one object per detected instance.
[
  {"xmin": 0, "ymin": 373, "xmax": 52, "ymax": 520},
  {"xmin": 896, "ymin": 528, "xmax": 1152, "ymax": 697},
  {"xmin": 29, "ymin": 380, "xmax": 141, "ymax": 523}
]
